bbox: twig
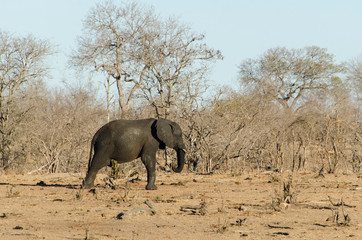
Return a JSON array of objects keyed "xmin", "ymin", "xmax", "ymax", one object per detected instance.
[
  {"xmin": 180, "ymin": 200, "xmax": 208, "ymax": 215},
  {"xmin": 328, "ymin": 196, "xmax": 356, "ymax": 208},
  {"xmin": 268, "ymin": 224, "xmax": 292, "ymax": 229}
]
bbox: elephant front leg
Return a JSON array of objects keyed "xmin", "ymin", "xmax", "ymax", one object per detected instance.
[{"xmin": 142, "ymin": 153, "xmax": 157, "ymax": 190}]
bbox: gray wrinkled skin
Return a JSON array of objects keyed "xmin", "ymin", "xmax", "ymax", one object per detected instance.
[{"xmin": 83, "ymin": 118, "xmax": 185, "ymax": 190}]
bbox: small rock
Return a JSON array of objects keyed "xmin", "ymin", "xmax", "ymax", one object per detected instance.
[
  {"xmin": 36, "ymin": 181, "xmax": 47, "ymax": 186},
  {"xmin": 116, "ymin": 208, "xmax": 154, "ymax": 220},
  {"xmin": 170, "ymin": 181, "xmax": 184, "ymax": 186}
]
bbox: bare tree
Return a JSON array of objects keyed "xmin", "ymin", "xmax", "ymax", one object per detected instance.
[
  {"xmin": 71, "ymin": 1, "xmax": 222, "ymax": 120},
  {"xmin": 347, "ymin": 56, "xmax": 362, "ymax": 116},
  {"xmin": 0, "ymin": 31, "xmax": 51, "ymax": 169},
  {"xmin": 238, "ymin": 46, "xmax": 345, "ymax": 113},
  {"xmin": 71, "ymin": 1, "xmax": 155, "ymax": 119},
  {"xmin": 347, "ymin": 56, "xmax": 362, "ymax": 172},
  {"xmin": 138, "ymin": 18, "xmax": 222, "ymax": 118},
  {"xmin": 348, "ymin": 56, "xmax": 362, "ymax": 93}
]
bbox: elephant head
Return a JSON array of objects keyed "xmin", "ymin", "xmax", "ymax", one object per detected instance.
[{"xmin": 156, "ymin": 119, "xmax": 185, "ymax": 173}]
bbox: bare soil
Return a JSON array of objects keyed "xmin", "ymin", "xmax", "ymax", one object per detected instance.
[{"xmin": 0, "ymin": 171, "xmax": 361, "ymax": 239}]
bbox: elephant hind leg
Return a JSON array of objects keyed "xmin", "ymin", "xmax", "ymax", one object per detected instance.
[{"xmin": 83, "ymin": 153, "xmax": 110, "ymax": 189}]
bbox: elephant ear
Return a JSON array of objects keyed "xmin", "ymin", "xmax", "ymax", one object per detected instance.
[{"xmin": 156, "ymin": 119, "xmax": 175, "ymax": 148}]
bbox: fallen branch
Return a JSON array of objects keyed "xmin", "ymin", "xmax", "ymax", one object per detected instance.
[
  {"xmin": 268, "ymin": 224, "xmax": 292, "ymax": 229},
  {"xmin": 328, "ymin": 196, "xmax": 356, "ymax": 208},
  {"xmin": 27, "ymin": 164, "xmax": 49, "ymax": 174},
  {"xmin": 180, "ymin": 201, "xmax": 208, "ymax": 215},
  {"xmin": 116, "ymin": 207, "xmax": 155, "ymax": 220}
]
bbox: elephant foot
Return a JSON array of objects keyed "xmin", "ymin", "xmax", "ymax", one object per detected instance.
[
  {"xmin": 82, "ymin": 179, "xmax": 94, "ymax": 189},
  {"xmin": 145, "ymin": 184, "xmax": 158, "ymax": 190}
]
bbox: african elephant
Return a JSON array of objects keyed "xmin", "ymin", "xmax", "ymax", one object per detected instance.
[{"xmin": 83, "ymin": 118, "xmax": 185, "ymax": 190}]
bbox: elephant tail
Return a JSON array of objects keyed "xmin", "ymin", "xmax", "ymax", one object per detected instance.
[{"xmin": 87, "ymin": 138, "xmax": 95, "ymax": 172}]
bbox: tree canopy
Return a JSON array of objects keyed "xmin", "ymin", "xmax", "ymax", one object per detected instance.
[
  {"xmin": 238, "ymin": 46, "xmax": 345, "ymax": 113},
  {"xmin": 71, "ymin": 1, "xmax": 222, "ymax": 118}
]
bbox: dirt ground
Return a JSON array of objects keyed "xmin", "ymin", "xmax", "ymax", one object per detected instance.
[{"xmin": 0, "ymin": 171, "xmax": 361, "ymax": 240}]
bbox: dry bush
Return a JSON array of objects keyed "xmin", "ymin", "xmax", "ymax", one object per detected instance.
[
  {"xmin": 9, "ymin": 81, "xmax": 106, "ymax": 173},
  {"xmin": 2, "ymin": 29, "xmax": 360, "ymax": 176},
  {"xmin": 187, "ymin": 83, "xmax": 361, "ymax": 174},
  {"xmin": 271, "ymin": 174, "xmax": 296, "ymax": 211},
  {"xmin": 4, "ymin": 75, "xmax": 360, "ymax": 175}
]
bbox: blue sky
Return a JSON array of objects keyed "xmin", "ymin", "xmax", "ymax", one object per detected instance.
[{"xmin": 1, "ymin": 0, "xmax": 361, "ymax": 88}]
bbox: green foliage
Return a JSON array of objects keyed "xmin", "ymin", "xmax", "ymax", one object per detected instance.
[{"xmin": 108, "ymin": 159, "xmax": 121, "ymax": 180}]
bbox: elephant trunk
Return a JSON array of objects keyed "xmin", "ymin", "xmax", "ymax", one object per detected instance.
[{"xmin": 172, "ymin": 149, "xmax": 185, "ymax": 173}]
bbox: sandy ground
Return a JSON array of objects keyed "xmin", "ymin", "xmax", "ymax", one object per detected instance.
[{"xmin": 0, "ymin": 171, "xmax": 361, "ymax": 240}]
